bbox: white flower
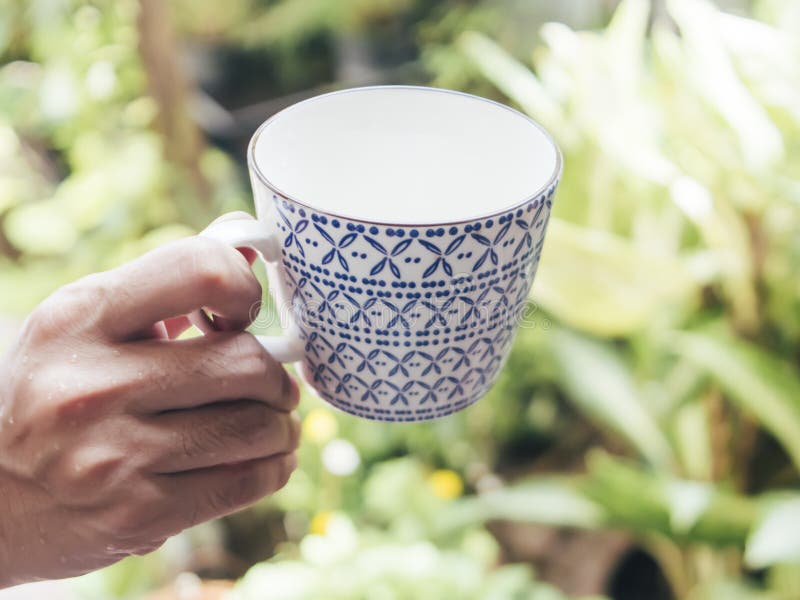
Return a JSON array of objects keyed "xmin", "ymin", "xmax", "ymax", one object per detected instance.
[
  {"xmin": 85, "ymin": 60, "xmax": 117, "ymax": 100},
  {"xmin": 321, "ymin": 438, "xmax": 360, "ymax": 476}
]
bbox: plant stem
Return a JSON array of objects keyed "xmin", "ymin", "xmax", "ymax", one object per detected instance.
[{"xmin": 137, "ymin": 0, "xmax": 212, "ymax": 224}]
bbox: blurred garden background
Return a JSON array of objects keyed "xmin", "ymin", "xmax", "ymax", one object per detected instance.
[{"xmin": 1, "ymin": 0, "xmax": 800, "ymax": 598}]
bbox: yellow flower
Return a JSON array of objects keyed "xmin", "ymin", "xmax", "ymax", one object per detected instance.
[
  {"xmin": 309, "ymin": 510, "xmax": 334, "ymax": 535},
  {"xmin": 427, "ymin": 469, "xmax": 464, "ymax": 500},
  {"xmin": 303, "ymin": 408, "xmax": 338, "ymax": 444}
]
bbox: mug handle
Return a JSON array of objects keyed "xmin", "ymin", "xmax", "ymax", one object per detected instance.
[{"xmin": 198, "ymin": 217, "xmax": 305, "ymax": 363}]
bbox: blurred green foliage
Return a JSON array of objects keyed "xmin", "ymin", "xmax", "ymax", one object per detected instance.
[
  {"xmin": 2, "ymin": 0, "xmax": 800, "ymax": 599},
  {"xmin": 0, "ymin": 0, "xmax": 247, "ymax": 316},
  {"xmin": 456, "ymin": 0, "xmax": 800, "ymax": 597},
  {"xmin": 229, "ymin": 458, "xmax": 606, "ymax": 600}
]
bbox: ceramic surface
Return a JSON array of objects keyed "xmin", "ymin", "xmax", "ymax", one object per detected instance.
[
  {"xmin": 253, "ymin": 179, "xmax": 558, "ymax": 421},
  {"xmin": 208, "ymin": 86, "xmax": 562, "ymax": 421}
]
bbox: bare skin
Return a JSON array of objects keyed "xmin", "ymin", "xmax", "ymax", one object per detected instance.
[{"xmin": 0, "ymin": 213, "xmax": 300, "ymax": 588}]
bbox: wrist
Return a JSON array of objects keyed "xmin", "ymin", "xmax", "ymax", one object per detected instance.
[{"xmin": 0, "ymin": 478, "xmax": 23, "ymax": 589}]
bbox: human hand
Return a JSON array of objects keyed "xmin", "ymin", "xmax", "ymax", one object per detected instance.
[{"xmin": 0, "ymin": 214, "xmax": 300, "ymax": 587}]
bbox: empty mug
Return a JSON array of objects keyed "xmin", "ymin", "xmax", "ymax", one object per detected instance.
[{"xmin": 204, "ymin": 86, "xmax": 561, "ymax": 421}]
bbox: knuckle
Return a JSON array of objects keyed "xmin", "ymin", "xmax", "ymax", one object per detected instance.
[
  {"xmin": 54, "ymin": 386, "xmax": 106, "ymax": 421},
  {"xmin": 230, "ymin": 405, "xmax": 297, "ymax": 455},
  {"xmin": 57, "ymin": 447, "xmax": 125, "ymax": 501},
  {"xmin": 206, "ymin": 464, "xmax": 269, "ymax": 515},
  {"xmin": 190, "ymin": 403, "xmax": 275, "ymax": 457},
  {"xmin": 24, "ymin": 369, "xmax": 70, "ymax": 423},
  {"xmin": 207, "ymin": 486, "xmax": 233, "ymax": 514},
  {"xmin": 229, "ymin": 467, "xmax": 266, "ymax": 507},
  {"xmin": 207, "ymin": 478, "xmax": 246, "ymax": 514},
  {"xmin": 27, "ymin": 274, "xmax": 112, "ymax": 342},
  {"xmin": 265, "ymin": 355, "xmax": 287, "ymax": 388},
  {"xmin": 180, "ymin": 420, "xmax": 217, "ymax": 459},
  {"xmin": 232, "ymin": 334, "xmax": 273, "ymax": 377},
  {"xmin": 192, "ymin": 237, "xmax": 261, "ymax": 307},
  {"xmin": 191, "ymin": 238, "xmax": 253, "ymax": 297},
  {"xmin": 280, "ymin": 371, "xmax": 297, "ymax": 409},
  {"xmin": 242, "ymin": 351, "xmax": 295, "ymax": 408},
  {"xmin": 181, "ymin": 237, "xmax": 230, "ymax": 294},
  {"xmin": 17, "ymin": 366, "xmax": 53, "ymax": 406},
  {"xmin": 196, "ymin": 260, "xmax": 229, "ymax": 300},
  {"xmin": 222, "ymin": 402, "xmax": 270, "ymax": 446},
  {"xmin": 20, "ymin": 307, "xmax": 58, "ymax": 346},
  {"xmin": 28, "ymin": 367, "xmax": 114, "ymax": 423},
  {"xmin": 18, "ymin": 371, "xmax": 120, "ymax": 440}
]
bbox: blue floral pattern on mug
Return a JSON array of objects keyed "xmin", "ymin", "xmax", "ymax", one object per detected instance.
[{"xmin": 258, "ymin": 181, "xmax": 558, "ymax": 421}]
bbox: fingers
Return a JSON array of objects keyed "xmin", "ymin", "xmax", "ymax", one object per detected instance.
[
  {"xmin": 119, "ymin": 213, "xmax": 259, "ymax": 341},
  {"xmin": 201, "ymin": 213, "xmax": 259, "ymax": 331},
  {"xmin": 143, "ymin": 400, "xmax": 300, "ymax": 473},
  {"xmin": 98, "ymin": 235, "xmax": 262, "ymax": 341},
  {"xmin": 93, "ymin": 452, "xmax": 296, "ymax": 544},
  {"xmin": 120, "ymin": 332, "xmax": 299, "ymax": 414},
  {"xmin": 158, "ymin": 453, "xmax": 297, "ymax": 532}
]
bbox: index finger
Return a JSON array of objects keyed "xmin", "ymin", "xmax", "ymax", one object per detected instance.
[{"xmin": 98, "ymin": 235, "xmax": 262, "ymax": 341}]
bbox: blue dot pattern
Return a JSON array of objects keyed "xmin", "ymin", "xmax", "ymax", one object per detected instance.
[{"xmin": 272, "ymin": 181, "xmax": 558, "ymax": 421}]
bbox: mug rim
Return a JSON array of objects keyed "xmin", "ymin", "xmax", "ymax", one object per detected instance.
[{"xmin": 247, "ymin": 85, "xmax": 563, "ymax": 227}]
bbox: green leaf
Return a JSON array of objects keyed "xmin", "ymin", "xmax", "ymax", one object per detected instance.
[
  {"xmin": 746, "ymin": 497, "xmax": 800, "ymax": 568},
  {"xmin": 688, "ymin": 579, "xmax": 778, "ymax": 600},
  {"xmin": 582, "ymin": 452, "xmax": 673, "ymax": 534},
  {"xmin": 665, "ymin": 480, "xmax": 713, "ymax": 534},
  {"xmin": 457, "ymin": 31, "xmax": 569, "ymax": 140},
  {"xmin": 674, "ymin": 328, "xmax": 800, "ymax": 470},
  {"xmin": 603, "ymin": 0, "xmax": 649, "ymax": 90},
  {"xmin": 667, "ymin": 0, "xmax": 784, "ymax": 169},
  {"xmin": 466, "ymin": 479, "xmax": 605, "ymax": 529},
  {"xmin": 669, "ymin": 177, "xmax": 760, "ymax": 332},
  {"xmin": 548, "ymin": 327, "xmax": 674, "ymax": 466},
  {"xmin": 716, "ymin": 12, "xmax": 800, "ymax": 128},
  {"xmin": 767, "ymin": 563, "xmax": 800, "ymax": 599},
  {"xmin": 583, "ymin": 453, "xmax": 758, "ymax": 545},
  {"xmin": 672, "ymin": 401, "xmax": 713, "ymax": 480},
  {"xmin": 534, "ymin": 219, "xmax": 695, "ymax": 337},
  {"xmin": 3, "ymin": 201, "xmax": 78, "ymax": 255}
]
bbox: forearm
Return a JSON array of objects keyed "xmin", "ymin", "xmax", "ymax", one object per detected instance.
[
  {"xmin": 0, "ymin": 481, "xmax": 22, "ymax": 589},
  {"xmin": 0, "ymin": 462, "xmax": 59, "ymax": 588}
]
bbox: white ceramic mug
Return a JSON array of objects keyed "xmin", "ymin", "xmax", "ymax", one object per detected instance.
[{"xmin": 204, "ymin": 86, "xmax": 561, "ymax": 421}]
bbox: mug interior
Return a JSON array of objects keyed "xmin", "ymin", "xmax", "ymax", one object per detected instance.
[{"xmin": 251, "ymin": 86, "xmax": 559, "ymax": 225}]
